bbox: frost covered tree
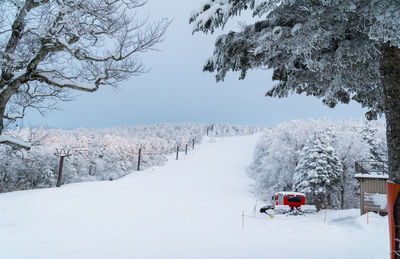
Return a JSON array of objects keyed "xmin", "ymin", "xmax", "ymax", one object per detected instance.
[
  {"xmin": 248, "ymin": 119, "xmax": 330, "ymax": 197},
  {"xmin": 0, "ymin": 123, "xmax": 259, "ymax": 192},
  {"xmin": 0, "ymin": 0, "xmax": 169, "ymax": 148},
  {"xmin": 248, "ymin": 119, "xmax": 385, "ymax": 208},
  {"xmin": 190, "ymin": 0, "xmax": 400, "ymax": 245},
  {"xmin": 293, "ymin": 131, "xmax": 343, "ymax": 210},
  {"xmin": 360, "ymin": 121, "xmax": 388, "ymax": 163},
  {"xmin": 190, "ymin": 1, "xmax": 400, "ymax": 179},
  {"xmin": 248, "ymin": 119, "xmax": 383, "ymax": 208},
  {"xmin": 335, "ymin": 122, "xmax": 370, "ymax": 209}
]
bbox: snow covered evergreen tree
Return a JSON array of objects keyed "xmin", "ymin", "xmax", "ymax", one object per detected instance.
[
  {"xmin": 190, "ymin": 0, "xmax": 400, "ymax": 206},
  {"xmin": 293, "ymin": 131, "xmax": 343, "ymax": 210},
  {"xmin": 191, "ymin": 1, "xmax": 400, "ymax": 245},
  {"xmin": 360, "ymin": 121, "xmax": 388, "ymax": 163},
  {"xmin": 248, "ymin": 119, "xmax": 385, "ymax": 209}
]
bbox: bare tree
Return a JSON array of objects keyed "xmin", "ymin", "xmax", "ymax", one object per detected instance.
[{"xmin": 0, "ymin": 0, "xmax": 169, "ymax": 149}]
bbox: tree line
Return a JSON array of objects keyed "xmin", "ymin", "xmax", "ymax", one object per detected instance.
[
  {"xmin": 0, "ymin": 123, "xmax": 260, "ymax": 193},
  {"xmin": 248, "ymin": 118, "xmax": 387, "ymax": 210}
]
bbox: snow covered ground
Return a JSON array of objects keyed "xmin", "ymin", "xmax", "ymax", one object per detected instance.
[{"xmin": 0, "ymin": 134, "xmax": 389, "ymax": 259}]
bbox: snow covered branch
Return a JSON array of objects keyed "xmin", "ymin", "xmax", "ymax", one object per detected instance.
[
  {"xmin": 0, "ymin": 135, "xmax": 31, "ymax": 150},
  {"xmin": 0, "ymin": 0, "xmax": 169, "ymax": 143},
  {"xmin": 190, "ymin": 0, "xmax": 400, "ymax": 119},
  {"xmin": 190, "ymin": 0, "xmax": 277, "ymax": 34},
  {"xmin": 32, "ymin": 72, "xmax": 99, "ymax": 92}
]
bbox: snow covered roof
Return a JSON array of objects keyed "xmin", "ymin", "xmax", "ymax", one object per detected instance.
[
  {"xmin": 354, "ymin": 173, "xmax": 389, "ymax": 180},
  {"xmin": 275, "ymin": 191, "xmax": 305, "ymax": 196}
]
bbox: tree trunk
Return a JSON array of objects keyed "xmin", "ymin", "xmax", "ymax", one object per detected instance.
[
  {"xmin": 341, "ymin": 164, "xmax": 346, "ymax": 210},
  {"xmin": 0, "ymin": 102, "xmax": 5, "ymax": 134},
  {"xmin": 381, "ymin": 44, "xmax": 400, "ymax": 259},
  {"xmin": 0, "ymin": 88, "xmax": 16, "ymax": 135}
]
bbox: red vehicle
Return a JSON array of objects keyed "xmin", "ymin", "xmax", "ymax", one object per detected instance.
[
  {"xmin": 260, "ymin": 192, "xmax": 316, "ymax": 215},
  {"xmin": 273, "ymin": 192, "xmax": 306, "ymax": 209}
]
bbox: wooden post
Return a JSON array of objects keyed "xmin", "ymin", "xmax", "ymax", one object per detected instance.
[
  {"xmin": 137, "ymin": 147, "xmax": 142, "ymax": 171},
  {"xmin": 192, "ymin": 139, "xmax": 195, "ymax": 149},
  {"xmin": 340, "ymin": 186, "xmax": 344, "ymax": 210},
  {"xmin": 55, "ymin": 149, "xmax": 70, "ymax": 188},
  {"xmin": 185, "ymin": 144, "xmax": 188, "ymax": 155},
  {"xmin": 56, "ymin": 156, "xmax": 64, "ymax": 188},
  {"xmin": 176, "ymin": 145, "xmax": 179, "ymax": 160},
  {"xmin": 206, "ymin": 127, "xmax": 209, "ymax": 136}
]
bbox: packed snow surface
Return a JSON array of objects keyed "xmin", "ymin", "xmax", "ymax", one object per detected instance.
[{"xmin": 0, "ymin": 135, "xmax": 389, "ymax": 259}]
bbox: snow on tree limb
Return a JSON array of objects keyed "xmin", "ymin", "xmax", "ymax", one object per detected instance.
[
  {"xmin": 0, "ymin": 135, "xmax": 31, "ymax": 150},
  {"xmin": 0, "ymin": 0, "xmax": 169, "ymax": 144},
  {"xmin": 190, "ymin": 0, "xmax": 278, "ymax": 34},
  {"xmin": 32, "ymin": 72, "xmax": 99, "ymax": 92},
  {"xmin": 190, "ymin": 0, "xmax": 400, "ymax": 119}
]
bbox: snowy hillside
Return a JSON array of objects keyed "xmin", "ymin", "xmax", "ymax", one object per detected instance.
[
  {"xmin": 0, "ymin": 123, "xmax": 260, "ymax": 193},
  {"xmin": 0, "ymin": 134, "xmax": 388, "ymax": 259}
]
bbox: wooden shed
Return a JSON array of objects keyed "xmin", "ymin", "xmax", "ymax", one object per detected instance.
[{"xmin": 355, "ymin": 173, "xmax": 388, "ymax": 215}]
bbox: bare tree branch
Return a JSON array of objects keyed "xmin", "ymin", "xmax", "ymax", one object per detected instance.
[{"xmin": 0, "ymin": 0, "xmax": 169, "ymax": 148}]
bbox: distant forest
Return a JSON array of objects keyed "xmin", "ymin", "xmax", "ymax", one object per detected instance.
[{"xmin": 0, "ymin": 123, "xmax": 260, "ymax": 193}]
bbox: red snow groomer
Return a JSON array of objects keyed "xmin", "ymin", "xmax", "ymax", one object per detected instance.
[{"xmin": 260, "ymin": 192, "xmax": 317, "ymax": 215}]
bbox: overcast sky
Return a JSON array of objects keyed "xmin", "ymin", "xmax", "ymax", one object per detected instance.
[{"xmin": 23, "ymin": 0, "xmax": 367, "ymax": 129}]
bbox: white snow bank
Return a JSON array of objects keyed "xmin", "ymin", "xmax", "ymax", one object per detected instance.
[{"xmin": 0, "ymin": 135, "xmax": 389, "ymax": 259}]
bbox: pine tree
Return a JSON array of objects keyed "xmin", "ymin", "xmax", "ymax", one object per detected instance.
[
  {"xmin": 191, "ymin": 2, "xmax": 400, "ymax": 244},
  {"xmin": 190, "ymin": 0, "xmax": 400, "ymax": 186},
  {"xmin": 360, "ymin": 121, "xmax": 388, "ymax": 163},
  {"xmin": 293, "ymin": 131, "xmax": 343, "ymax": 210}
]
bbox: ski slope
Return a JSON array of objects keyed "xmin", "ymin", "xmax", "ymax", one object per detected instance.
[{"xmin": 0, "ymin": 135, "xmax": 389, "ymax": 259}]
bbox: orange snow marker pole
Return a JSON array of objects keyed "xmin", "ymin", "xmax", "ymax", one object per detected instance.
[{"xmin": 387, "ymin": 181, "xmax": 400, "ymax": 259}]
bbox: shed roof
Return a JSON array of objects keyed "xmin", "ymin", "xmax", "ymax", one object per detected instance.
[{"xmin": 355, "ymin": 173, "xmax": 389, "ymax": 180}]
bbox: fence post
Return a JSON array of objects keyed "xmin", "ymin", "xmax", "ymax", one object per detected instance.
[
  {"xmin": 54, "ymin": 149, "xmax": 70, "ymax": 187},
  {"xmin": 192, "ymin": 139, "xmax": 195, "ymax": 149},
  {"xmin": 185, "ymin": 144, "xmax": 188, "ymax": 155},
  {"xmin": 137, "ymin": 147, "xmax": 142, "ymax": 171},
  {"xmin": 56, "ymin": 156, "xmax": 65, "ymax": 187},
  {"xmin": 176, "ymin": 145, "xmax": 179, "ymax": 160}
]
